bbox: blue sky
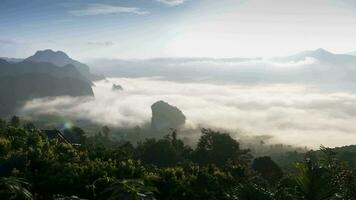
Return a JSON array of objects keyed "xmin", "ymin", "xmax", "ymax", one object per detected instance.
[
  {"xmin": 0, "ymin": 0, "xmax": 196, "ymax": 59},
  {"xmin": 1, "ymin": 0, "xmax": 356, "ymax": 60}
]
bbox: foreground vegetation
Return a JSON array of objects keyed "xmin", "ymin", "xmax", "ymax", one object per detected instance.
[{"xmin": 0, "ymin": 117, "xmax": 355, "ymax": 199}]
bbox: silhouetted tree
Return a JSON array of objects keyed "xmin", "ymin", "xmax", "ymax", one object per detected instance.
[
  {"xmin": 0, "ymin": 177, "xmax": 33, "ymax": 200},
  {"xmin": 102, "ymin": 126, "xmax": 110, "ymax": 138},
  {"xmin": 137, "ymin": 130, "xmax": 191, "ymax": 167},
  {"xmin": 292, "ymin": 159, "xmax": 336, "ymax": 200},
  {"xmin": 0, "ymin": 118, "xmax": 6, "ymax": 129},
  {"xmin": 193, "ymin": 129, "xmax": 250, "ymax": 166},
  {"xmin": 252, "ymin": 156, "xmax": 283, "ymax": 184},
  {"xmin": 10, "ymin": 116, "xmax": 20, "ymax": 127},
  {"xmin": 23, "ymin": 122, "xmax": 35, "ymax": 130},
  {"xmin": 63, "ymin": 126, "xmax": 86, "ymax": 144}
]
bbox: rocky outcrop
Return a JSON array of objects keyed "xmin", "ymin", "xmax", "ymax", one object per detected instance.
[
  {"xmin": 112, "ymin": 84, "xmax": 123, "ymax": 91},
  {"xmin": 151, "ymin": 101, "xmax": 186, "ymax": 131}
]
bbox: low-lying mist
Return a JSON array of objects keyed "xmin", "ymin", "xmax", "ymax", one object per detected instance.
[
  {"xmin": 20, "ymin": 77, "xmax": 356, "ymax": 148},
  {"xmin": 88, "ymin": 54, "xmax": 356, "ymax": 87}
]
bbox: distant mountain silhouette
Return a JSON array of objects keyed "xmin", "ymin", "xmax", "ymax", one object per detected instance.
[
  {"xmin": 270, "ymin": 48, "xmax": 356, "ymax": 83},
  {"xmin": 347, "ymin": 51, "xmax": 356, "ymax": 56},
  {"xmin": 25, "ymin": 49, "xmax": 104, "ymax": 81},
  {"xmin": 0, "ymin": 57, "xmax": 23, "ymax": 63},
  {"xmin": 274, "ymin": 48, "xmax": 356, "ymax": 64},
  {"xmin": 90, "ymin": 48, "xmax": 356, "ymax": 87},
  {"xmin": 0, "ymin": 59, "xmax": 89, "ymax": 83},
  {"xmin": 0, "ymin": 59, "xmax": 93, "ymax": 117}
]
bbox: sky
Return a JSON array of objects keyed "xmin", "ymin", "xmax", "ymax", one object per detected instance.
[{"xmin": 1, "ymin": 0, "xmax": 356, "ymax": 60}]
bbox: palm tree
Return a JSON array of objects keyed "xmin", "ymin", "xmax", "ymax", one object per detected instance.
[
  {"xmin": 102, "ymin": 179, "xmax": 157, "ymax": 200},
  {"xmin": 292, "ymin": 159, "xmax": 335, "ymax": 200},
  {"xmin": 0, "ymin": 177, "xmax": 33, "ymax": 200},
  {"xmin": 53, "ymin": 194, "xmax": 87, "ymax": 200},
  {"xmin": 226, "ymin": 183, "xmax": 276, "ymax": 200}
]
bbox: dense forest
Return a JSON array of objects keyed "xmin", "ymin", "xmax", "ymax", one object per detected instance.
[{"xmin": 0, "ymin": 116, "xmax": 355, "ymax": 199}]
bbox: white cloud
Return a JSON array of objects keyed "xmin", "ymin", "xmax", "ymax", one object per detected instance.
[
  {"xmin": 87, "ymin": 41, "xmax": 115, "ymax": 47},
  {"xmin": 0, "ymin": 39, "xmax": 19, "ymax": 45},
  {"xmin": 69, "ymin": 4, "xmax": 149, "ymax": 16},
  {"xmin": 20, "ymin": 78, "xmax": 356, "ymax": 148},
  {"xmin": 88, "ymin": 56, "xmax": 326, "ymax": 83},
  {"xmin": 155, "ymin": 0, "xmax": 188, "ymax": 7}
]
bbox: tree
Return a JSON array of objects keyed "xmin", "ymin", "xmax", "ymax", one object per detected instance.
[
  {"xmin": 104, "ymin": 179, "xmax": 156, "ymax": 200},
  {"xmin": 252, "ymin": 156, "xmax": 283, "ymax": 184},
  {"xmin": 102, "ymin": 126, "xmax": 110, "ymax": 138},
  {"xmin": 137, "ymin": 130, "xmax": 191, "ymax": 167},
  {"xmin": 291, "ymin": 159, "xmax": 336, "ymax": 200},
  {"xmin": 318, "ymin": 146, "xmax": 356, "ymax": 199},
  {"xmin": 0, "ymin": 120, "xmax": 355, "ymax": 200},
  {"xmin": 193, "ymin": 129, "xmax": 250, "ymax": 166},
  {"xmin": 53, "ymin": 195, "xmax": 86, "ymax": 200},
  {"xmin": 10, "ymin": 116, "xmax": 20, "ymax": 127},
  {"xmin": 0, "ymin": 118, "xmax": 6, "ymax": 129},
  {"xmin": 63, "ymin": 126, "xmax": 86, "ymax": 144},
  {"xmin": 137, "ymin": 138, "xmax": 180, "ymax": 167},
  {"xmin": 0, "ymin": 177, "xmax": 33, "ymax": 200},
  {"xmin": 227, "ymin": 183, "xmax": 276, "ymax": 200},
  {"xmin": 23, "ymin": 123, "xmax": 36, "ymax": 130},
  {"xmin": 0, "ymin": 137, "xmax": 11, "ymax": 158}
]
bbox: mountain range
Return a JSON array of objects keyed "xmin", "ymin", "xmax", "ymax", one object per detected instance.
[
  {"xmin": 0, "ymin": 57, "xmax": 23, "ymax": 63},
  {"xmin": 1, "ymin": 49, "xmax": 104, "ymax": 82},
  {"xmin": 89, "ymin": 48, "xmax": 356, "ymax": 84},
  {"xmin": 347, "ymin": 51, "xmax": 356, "ymax": 56},
  {"xmin": 25, "ymin": 49, "xmax": 104, "ymax": 81},
  {"xmin": 2, "ymin": 48, "xmax": 356, "ymax": 116},
  {"xmin": 273, "ymin": 48, "xmax": 356, "ymax": 65},
  {"xmin": 0, "ymin": 50, "xmax": 101, "ymax": 117}
]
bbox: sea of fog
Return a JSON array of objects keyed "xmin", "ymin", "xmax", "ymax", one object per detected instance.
[{"xmin": 21, "ymin": 77, "xmax": 356, "ymax": 148}]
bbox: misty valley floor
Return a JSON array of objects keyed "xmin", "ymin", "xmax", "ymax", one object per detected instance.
[{"xmin": 19, "ymin": 77, "xmax": 356, "ymax": 148}]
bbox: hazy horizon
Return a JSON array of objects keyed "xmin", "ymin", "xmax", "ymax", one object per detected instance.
[{"xmin": 2, "ymin": 0, "xmax": 356, "ymax": 60}]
